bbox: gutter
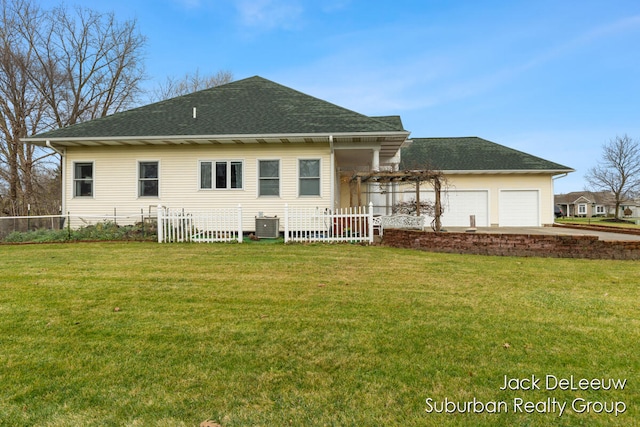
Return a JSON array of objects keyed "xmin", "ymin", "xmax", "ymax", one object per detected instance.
[
  {"xmin": 24, "ymin": 130, "xmax": 411, "ymax": 145},
  {"xmin": 553, "ymin": 172, "xmax": 569, "ymax": 180},
  {"xmin": 46, "ymin": 140, "xmax": 64, "ymax": 156},
  {"xmin": 437, "ymin": 169, "xmax": 575, "ymax": 175}
]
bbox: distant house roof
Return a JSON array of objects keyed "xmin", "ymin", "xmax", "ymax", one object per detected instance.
[
  {"xmin": 24, "ymin": 76, "xmax": 409, "ymax": 152},
  {"xmin": 400, "ymin": 137, "xmax": 573, "ymax": 173},
  {"xmin": 555, "ymin": 191, "xmax": 620, "ymax": 206}
]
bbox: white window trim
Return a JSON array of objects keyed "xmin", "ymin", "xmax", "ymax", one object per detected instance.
[
  {"xmin": 257, "ymin": 159, "xmax": 281, "ymax": 198},
  {"xmin": 198, "ymin": 159, "xmax": 244, "ymax": 191},
  {"xmin": 298, "ymin": 158, "xmax": 322, "ymax": 197},
  {"xmin": 138, "ymin": 160, "xmax": 160, "ymax": 198},
  {"xmin": 595, "ymin": 205, "xmax": 606, "ymax": 214},
  {"xmin": 73, "ymin": 161, "xmax": 95, "ymax": 198}
]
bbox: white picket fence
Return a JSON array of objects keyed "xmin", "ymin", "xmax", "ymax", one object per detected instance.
[
  {"xmin": 157, "ymin": 203, "xmax": 375, "ymax": 244},
  {"xmin": 157, "ymin": 205, "xmax": 243, "ymax": 243},
  {"xmin": 284, "ymin": 202, "xmax": 374, "ymax": 243}
]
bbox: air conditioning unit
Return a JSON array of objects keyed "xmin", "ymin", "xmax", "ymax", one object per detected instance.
[{"xmin": 255, "ymin": 217, "xmax": 280, "ymax": 239}]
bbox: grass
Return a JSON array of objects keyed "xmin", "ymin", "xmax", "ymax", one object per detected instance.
[
  {"xmin": 556, "ymin": 216, "xmax": 640, "ymax": 229},
  {"xmin": 0, "ymin": 242, "xmax": 638, "ymax": 426}
]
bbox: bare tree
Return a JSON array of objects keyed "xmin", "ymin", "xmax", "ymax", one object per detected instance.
[
  {"xmin": 0, "ymin": 0, "xmax": 146, "ymax": 215},
  {"xmin": 585, "ymin": 134, "xmax": 640, "ymax": 219},
  {"xmin": 26, "ymin": 4, "xmax": 147, "ymax": 127},
  {"xmin": 151, "ymin": 69, "xmax": 233, "ymax": 101},
  {"xmin": 0, "ymin": 0, "xmax": 46, "ymax": 214}
]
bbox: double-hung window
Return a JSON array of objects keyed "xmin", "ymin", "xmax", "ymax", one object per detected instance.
[
  {"xmin": 299, "ymin": 159, "xmax": 320, "ymax": 196},
  {"xmin": 258, "ymin": 160, "xmax": 279, "ymax": 196},
  {"xmin": 74, "ymin": 162, "xmax": 93, "ymax": 197},
  {"xmin": 139, "ymin": 161, "xmax": 159, "ymax": 197},
  {"xmin": 200, "ymin": 160, "xmax": 243, "ymax": 190}
]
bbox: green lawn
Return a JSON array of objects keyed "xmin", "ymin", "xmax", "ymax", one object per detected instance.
[
  {"xmin": 0, "ymin": 242, "xmax": 638, "ymax": 426},
  {"xmin": 556, "ymin": 217, "xmax": 640, "ymax": 229}
]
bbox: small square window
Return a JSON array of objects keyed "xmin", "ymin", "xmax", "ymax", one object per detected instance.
[
  {"xmin": 299, "ymin": 159, "xmax": 320, "ymax": 196},
  {"xmin": 139, "ymin": 161, "xmax": 159, "ymax": 197},
  {"xmin": 259, "ymin": 160, "xmax": 279, "ymax": 196},
  {"xmin": 74, "ymin": 162, "xmax": 93, "ymax": 197}
]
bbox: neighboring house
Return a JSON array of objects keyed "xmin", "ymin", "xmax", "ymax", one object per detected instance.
[
  {"xmin": 554, "ymin": 191, "xmax": 633, "ymax": 218},
  {"xmin": 394, "ymin": 137, "xmax": 574, "ymax": 227},
  {"xmin": 23, "ymin": 76, "xmax": 573, "ymax": 230}
]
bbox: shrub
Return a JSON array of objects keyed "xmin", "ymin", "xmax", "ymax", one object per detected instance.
[{"xmin": 2, "ymin": 221, "xmax": 156, "ymax": 243}]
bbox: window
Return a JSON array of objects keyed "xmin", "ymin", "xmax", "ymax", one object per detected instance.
[
  {"xmin": 596, "ymin": 205, "xmax": 606, "ymax": 215},
  {"xmin": 74, "ymin": 162, "xmax": 93, "ymax": 197},
  {"xmin": 139, "ymin": 161, "xmax": 159, "ymax": 197},
  {"xmin": 578, "ymin": 204, "xmax": 587, "ymax": 215},
  {"xmin": 200, "ymin": 160, "xmax": 243, "ymax": 190},
  {"xmin": 299, "ymin": 159, "xmax": 320, "ymax": 196},
  {"xmin": 258, "ymin": 160, "xmax": 279, "ymax": 196}
]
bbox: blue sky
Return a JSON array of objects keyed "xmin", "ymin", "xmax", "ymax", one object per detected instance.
[{"xmin": 75, "ymin": 0, "xmax": 640, "ymax": 193}]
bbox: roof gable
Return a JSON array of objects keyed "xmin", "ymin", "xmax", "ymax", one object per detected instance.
[
  {"xmin": 28, "ymin": 76, "xmax": 405, "ymax": 141},
  {"xmin": 401, "ymin": 137, "xmax": 573, "ymax": 173}
]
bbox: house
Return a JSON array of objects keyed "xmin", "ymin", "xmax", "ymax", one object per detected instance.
[
  {"xmin": 23, "ymin": 76, "xmax": 573, "ymax": 231},
  {"xmin": 555, "ymin": 191, "xmax": 633, "ymax": 218}
]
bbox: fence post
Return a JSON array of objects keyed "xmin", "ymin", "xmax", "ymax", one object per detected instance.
[
  {"xmin": 237, "ymin": 204, "xmax": 243, "ymax": 243},
  {"xmin": 284, "ymin": 204, "xmax": 289, "ymax": 243},
  {"xmin": 368, "ymin": 202, "xmax": 374, "ymax": 244},
  {"xmin": 157, "ymin": 205, "xmax": 164, "ymax": 243}
]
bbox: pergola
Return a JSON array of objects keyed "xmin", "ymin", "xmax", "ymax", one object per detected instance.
[{"xmin": 351, "ymin": 170, "xmax": 444, "ymax": 231}]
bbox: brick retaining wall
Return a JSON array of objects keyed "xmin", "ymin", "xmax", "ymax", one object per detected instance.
[{"xmin": 382, "ymin": 229, "xmax": 640, "ymax": 260}]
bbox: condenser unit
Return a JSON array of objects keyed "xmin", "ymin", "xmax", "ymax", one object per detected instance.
[{"xmin": 255, "ymin": 217, "xmax": 280, "ymax": 239}]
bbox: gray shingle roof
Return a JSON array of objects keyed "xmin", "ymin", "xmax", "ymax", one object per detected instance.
[
  {"xmin": 401, "ymin": 137, "xmax": 573, "ymax": 172},
  {"xmin": 28, "ymin": 76, "xmax": 405, "ymax": 140},
  {"xmin": 555, "ymin": 191, "xmax": 619, "ymax": 205}
]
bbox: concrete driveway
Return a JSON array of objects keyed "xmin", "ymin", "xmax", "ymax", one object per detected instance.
[{"xmin": 444, "ymin": 226, "xmax": 640, "ymax": 242}]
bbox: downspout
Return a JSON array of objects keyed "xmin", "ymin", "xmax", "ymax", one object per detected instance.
[
  {"xmin": 329, "ymin": 135, "xmax": 335, "ymax": 209},
  {"xmin": 46, "ymin": 140, "xmax": 66, "ymax": 214}
]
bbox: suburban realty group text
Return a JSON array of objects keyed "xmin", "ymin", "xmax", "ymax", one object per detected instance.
[{"xmin": 425, "ymin": 374, "xmax": 627, "ymax": 417}]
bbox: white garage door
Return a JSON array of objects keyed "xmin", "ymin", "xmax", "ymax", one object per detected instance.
[
  {"xmin": 499, "ymin": 190, "xmax": 539, "ymax": 226},
  {"xmin": 415, "ymin": 190, "xmax": 489, "ymax": 227}
]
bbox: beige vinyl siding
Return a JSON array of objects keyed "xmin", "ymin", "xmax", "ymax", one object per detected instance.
[
  {"xmin": 63, "ymin": 143, "xmax": 332, "ymax": 231},
  {"xmin": 448, "ymin": 175, "xmax": 555, "ymax": 226}
]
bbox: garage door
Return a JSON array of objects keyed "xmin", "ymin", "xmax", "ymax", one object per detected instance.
[
  {"xmin": 499, "ymin": 190, "xmax": 539, "ymax": 226},
  {"xmin": 414, "ymin": 190, "xmax": 489, "ymax": 227}
]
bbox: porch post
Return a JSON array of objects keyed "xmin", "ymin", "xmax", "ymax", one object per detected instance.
[
  {"xmin": 385, "ymin": 182, "xmax": 391, "ymax": 215},
  {"xmin": 434, "ymin": 177, "xmax": 442, "ymax": 232},
  {"xmin": 372, "ymin": 149, "xmax": 380, "ymax": 171},
  {"xmin": 357, "ymin": 176, "xmax": 362, "ymax": 207}
]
